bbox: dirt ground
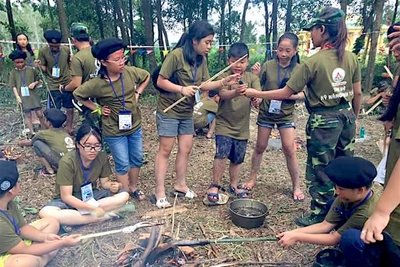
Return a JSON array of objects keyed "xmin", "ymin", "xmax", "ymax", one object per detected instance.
[{"xmin": 0, "ymin": 98, "xmax": 384, "ymax": 267}]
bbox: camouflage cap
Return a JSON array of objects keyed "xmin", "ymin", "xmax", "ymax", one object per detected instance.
[
  {"xmin": 71, "ymin": 23, "xmax": 89, "ymax": 39},
  {"xmin": 302, "ymin": 8, "xmax": 345, "ymax": 31}
]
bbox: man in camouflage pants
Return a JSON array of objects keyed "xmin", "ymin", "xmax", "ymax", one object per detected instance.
[{"xmin": 296, "ymin": 108, "xmax": 356, "ymax": 226}]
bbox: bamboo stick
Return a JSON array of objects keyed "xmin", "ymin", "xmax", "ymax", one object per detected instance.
[
  {"xmin": 384, "ymin": 65, "xmax": 393, "ymax": 80},
  {"xmin": 365, "ymin": 99, "xmax": 383, "ymax": 115},
  {"xmin": 163, "ymin": 54, "xmax": 248, "ymax": 113}
]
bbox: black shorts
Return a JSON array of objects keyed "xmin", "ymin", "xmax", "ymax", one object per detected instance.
[
  {"xmin": 47, "ymin": 90, "xmax": 74, "ymax": 109},
  {"xmin": 215, "ymin": 135, "xmax": 248, "ymax": 164}
]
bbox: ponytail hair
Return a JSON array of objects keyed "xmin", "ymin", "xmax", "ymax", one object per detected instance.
[
  {"xmin": 175, "ymin": 21, "xmax": 215, "ymax": 67},
  {"xmin": 318, "ymin": 7, "xmax": 348, "ymax": 62},
  {"xmin": 15, "ymin": 33, "xmax": 34, "ymax": 57},
  {"xmin": 277, "ymin": 32, "xmax": 300, "ymax": 68}
]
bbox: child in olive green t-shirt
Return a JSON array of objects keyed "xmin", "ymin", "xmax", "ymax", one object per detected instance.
[
  {"xmin": 206, "ymin": 43, "xmax": 261, "ymax": 204},
  {"xmin": 9, "ymin": 50, "xmax": 43, "ymax": 136}
]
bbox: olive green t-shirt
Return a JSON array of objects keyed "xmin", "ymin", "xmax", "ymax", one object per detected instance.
[
  {"xmin": 193, "ymin": 96, "xmax": 218, "ymax": 129},
  {"xmin": 55, "ymin": 150, "xmax": 112, "ymax": 198},
  {"xmin": 258, "ymin": 60, "xmax": 299, "ymax": 124},
  {"xmin": 38, "ymin": 46, "xmax": 71, "ymax": 90},
  {"xmin": 74, "ymin": 66, "xmax": 149, "ymax": 137},
  {"xmin": 0, "ymin": 201, "xmax": 27, "ymax": 255},
  {"xmin": 9, "ymin": 67, "xmax": 41, "ymax": 111},
  {"xmin": 384, "ymin": 107, "xmax": 400, "ymax": 246},
  {"xmin": 32, "ymin": 128, "xmax": 75, "ymax": 156},
  {"xmin": 325, "ymin": 192, "xmax": 378, "ymax": 235},
  {"xmin": 22, "ymin": 50, "xmax": 35, "ymax": 67},
  {"xmin": 157, "ymin": 48, "xmax": 210, "ymax": 119},
  {"xmin": 70, "ymin": 47, "xmax": 98, "ymax": 83},
  {"xmin": 215, "ymin": 71, "xmax": 261, "ymax": 140},
  {"xmin": 286, "ymin": 49, "xmax": 361, "ymax": 108}
]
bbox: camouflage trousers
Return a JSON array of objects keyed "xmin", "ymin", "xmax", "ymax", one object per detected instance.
[{"xmin": 305, "ymin": 109, "xmax": 356, "ymax": 216}]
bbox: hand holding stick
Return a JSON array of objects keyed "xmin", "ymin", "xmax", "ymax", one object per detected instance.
[{"xmin": 163, "ymin": 54, "xmax": 248, "ymax": 113}]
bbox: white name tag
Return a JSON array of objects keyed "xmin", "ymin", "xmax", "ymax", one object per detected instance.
[
  {"xmin": 268, "ymin": 100, "xmax": 282, "ymax": 114},
  {"xmin": 52, "ymin": 67, "xmax": 60, "ymax": 78},
  {"xmin": 21, "ymin": 86, "xmax": 30, "ymax": 97},
  {"xmin": 119, "ymin": 110, "xmax": 132, "ymax": 130},
  {"xmin": 195, "ymin": 91, "xmax": 201, "ymax": 103}
]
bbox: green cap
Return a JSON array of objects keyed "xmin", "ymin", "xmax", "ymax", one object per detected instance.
[
  {"xmin": 303, "ymin": 8, "xmax": 345, "ymax": 31},
  {"xmin": 71, "ymin": 23, "xmax": 89, "ymax": 39}
]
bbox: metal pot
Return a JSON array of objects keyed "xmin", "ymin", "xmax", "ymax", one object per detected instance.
[
  {"xmin": 313, "ymin": 248, "xmax": 346, "ymax": 267},
  {"xmin": 228, "ymin": 199, "xmax": 268, "ymax": 229}
]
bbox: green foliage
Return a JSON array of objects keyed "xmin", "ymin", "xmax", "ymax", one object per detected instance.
[{"xmin": 360, "ymin": 53, "xmax": 398, "ymax": 90}]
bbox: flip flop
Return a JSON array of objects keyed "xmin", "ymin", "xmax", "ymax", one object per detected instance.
[
  {"xmin": 171, "ymin": 189, "xmax": 196, "ymax": 199},
  {"xmin": 130, "ymin": 189, "xmax": 145, "ymax": 201},
  {"xmin": 150, "ymin": 194, "xmax": 172, "ymax": 209},
  {"xmin": 203, "ymin": 193, "xmax": 229, "ymax": 206},
  {"xmin": 293, "ymin": 192, "xmax": 305, "ymax": 202}
]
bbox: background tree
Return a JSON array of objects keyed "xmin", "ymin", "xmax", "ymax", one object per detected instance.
[
  {"xmin": 6, "ymin": 0, "xmax": 17, "ymax": 47},
  {"xmin": 141, "ymin": 0, "xmax": 156, "ymax": 69},
  {"xmin": 239, "ymin": 0, "xmax": 251, "ymax": 42},
  {"xmin": 55, "ymin": 0, "xmax": 68, "ymax": 42},
  {"xmin": 284, "ymin": 0, "xmax": 293, "ymax": 32}
]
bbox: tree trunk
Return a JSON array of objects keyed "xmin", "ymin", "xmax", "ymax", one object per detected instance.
[
  {"xmin": 393, "ymin": 0, "xmax": 399, "ymax": 24},
  {"xmin": 5, "ymin": 0, "xmax": 16, "ymax": 48},
  {"xmin": 365, "ymin": 0, "xmax": 385, "ymax": 91},
  {"xmin": 362, "ymin": 35, "xmax": 371, "ymax": 64},
  {"xmin": 284, "ymin": 0, "xmax": 293, "ymax": 32},
  {"xmin": 353, "ymin": 0, "xmax": 374, "ymax": 55},
  {"xmin": 94, "ymin": 0, "xmax": 105, "ymax": 39},
  {"xmin": 128, "ymin": 0, "xmax": 134, "ymax": 44},
  {"xmin": 218, "ymin": 0, "xmax": 226, "ymax": 67},
  {"xmin": 263, "ymin": 0, "xmax": 270, "ymax": 60},
  {"xmin": 141, "ymin": 0, "xmax": 157, "ymax": 69},
  {"xmin": 271, "ymin": 0, "xmax": 278, "ymax": 57},
  {"xmin": 239, "ymin": 0, "xmax": 251, "ymax": 42},
  {"xmin": 227, "ymin": 0, "xmax": 232, "ymax": 44},
  {"xmin": 55, "ymin": 0, "xmax": 69, "ymax": 42},
  {"xmin": 340, "ymin": 0, "xmax": 347, "ymax": 16},
  {"xmin": 201, "ymin": 0, "xmax": 209, "ymax": 20},
  {"xmin": 114, "ymin": 0, "xmax": 128, "ymax": 42},
  {"xmin": 46, "ymin": 0, "xmax": 55, "ymax": 27},
  {"xmin": 156, "ymin": 0, "xmax": 167, "ymax": 61}
]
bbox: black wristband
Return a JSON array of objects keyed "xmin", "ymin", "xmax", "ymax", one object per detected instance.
[{"xmin": 61, "ymin": 85, "xmax": 67, "ymax": 93}]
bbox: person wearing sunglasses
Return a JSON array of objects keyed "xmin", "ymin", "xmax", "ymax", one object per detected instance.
[{"xmin": 39, "ymin": 124, "xmax": 129, "ymax": 226}]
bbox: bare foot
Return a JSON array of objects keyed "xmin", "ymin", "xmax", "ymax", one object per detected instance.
[
  {"xmin": 293, "ymin": 188, "xmax": 305, "ymax": 202},
  {"xmin": 241, "ymin": 180, "xmax": 256, "ymax": 191}
]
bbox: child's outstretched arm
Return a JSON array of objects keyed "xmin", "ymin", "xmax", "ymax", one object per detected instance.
[
  {"xmin": 245, "ymin": 85, "xmax": 295, "ymax": 100},
  {"xmin": 362, "ymin": 158, "xmax": 400, "ymax": 244}
]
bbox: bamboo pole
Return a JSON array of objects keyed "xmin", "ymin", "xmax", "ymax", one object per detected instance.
[{"xmin": 163, "ymin": 54, "xmax": 248, "ymax": 113}]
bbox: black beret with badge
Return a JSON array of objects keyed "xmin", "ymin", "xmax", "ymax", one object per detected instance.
[
  {"xmin": 44, "ymin": 30, "xmax": 62, "ymax": 44},
  {"xmin": 0, "ymin": 161, "xmax": 19, "ymax": 193},
  {"xmin": 44, "ymin": 108, "xmax": 67, "ymax": 128},
  {"xmin": 91, "ymin": 38, "xmax": 126, "ymax": 60},
  {"xmin": 9, "ymin": 50, "xmax": 27, "ymax": 61},
  {"xmin": 324, "ymin": 156, "xmax": 377, "ymax": 189}
]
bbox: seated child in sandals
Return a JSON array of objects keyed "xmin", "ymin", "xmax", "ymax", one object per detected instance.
[
  {"xmin": 9, "ymin": 50, "xmax": 44, "ymax": 137},
  {"xmin": 18, "ymin": 108, "xmax": 74, "ymax": 176},
  {"xmin": 193, "ymin": 90, "xmax": 219, "ymax": 139},
  {"xmin": 0, "ymin": 160, "xmax": 81, "ymax": 267},
  {"xmin": 206, "ymin": 42, "xmax": 261, "ymax": 204},
  {"xmin": 39, "ymin": 124, "xmax": 129, "ymax": 226},
  {"xmin": 277, "ymin": 157, "xmax": 378, "ymax": 266}
]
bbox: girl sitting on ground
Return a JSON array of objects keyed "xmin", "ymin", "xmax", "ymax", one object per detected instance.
[{"xmin": 39, "ymin": 124, "xmax": 129, "ymax": 226}]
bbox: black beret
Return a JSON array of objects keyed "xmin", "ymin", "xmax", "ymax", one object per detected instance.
[
  {"xmin": 44, "ymin": 30, "xmax": 62, "ymax": 44},
  {"xmin": 324, "ymin": 156, "xmax": 377, "ymax": 189},
  {"xmin": 92, "ymin": 38, "xmax": 126, "ymax": 60},
  {"xmin": 0, "ymin": 161, "xmax": 19, "ymax": 193},
  {"xmin": 9, "ymin": 50, "xmax": 27, "ymax": 61},
  {"xmin": 44, "ymin": 108, "xmax": 67, "ymax": 128}
]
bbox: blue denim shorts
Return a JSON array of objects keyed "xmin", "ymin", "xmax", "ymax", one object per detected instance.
[
  {"xmin": 156, "ymin": 112, "xmax": 194, "ymax": 137},
  {"xmin": 215, "ymin": 135, "xmax": 248, "ymax": 164},
  {"xmin": 257, "ymin": 121, "xmax": 295, "ymax": 129},
  {"xmin": 104, "ymin": 128, "xmax": 143, "ymax": 175}
]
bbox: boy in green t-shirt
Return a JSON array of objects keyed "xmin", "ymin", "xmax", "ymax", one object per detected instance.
[
  {"xmin": 193, "ymin": 90, "xmax": 219, "ymax": 139},
  {"xmin": 18, "ymin": 109, "xmax": 74, "ymax": 176},
  {"xmin": 277, "ymin": 157, "xmax": 378, "ymax": 266},
  {"xmin": 205, "ymin": 43, "xmax": 261, "ymax": 204},
  {"xmin": 0, "ymin": 161, "xmax": 80, "ymax": 267}
]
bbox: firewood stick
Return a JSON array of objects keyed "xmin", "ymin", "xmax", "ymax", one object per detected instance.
[
  {"xmin": 163, "ymin": 54, "xmax": 248, "ymax": 113},
  {"xmin": 365, "ymin": 99, "xmax": 383, "ymax": 115},
  {"xmin": 384, "ymin": 65, "xmax": 393, "ymax": 80},
  {"xmin": 80, "ymin": 229, "xmax": 124, "ymax": 240}
]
